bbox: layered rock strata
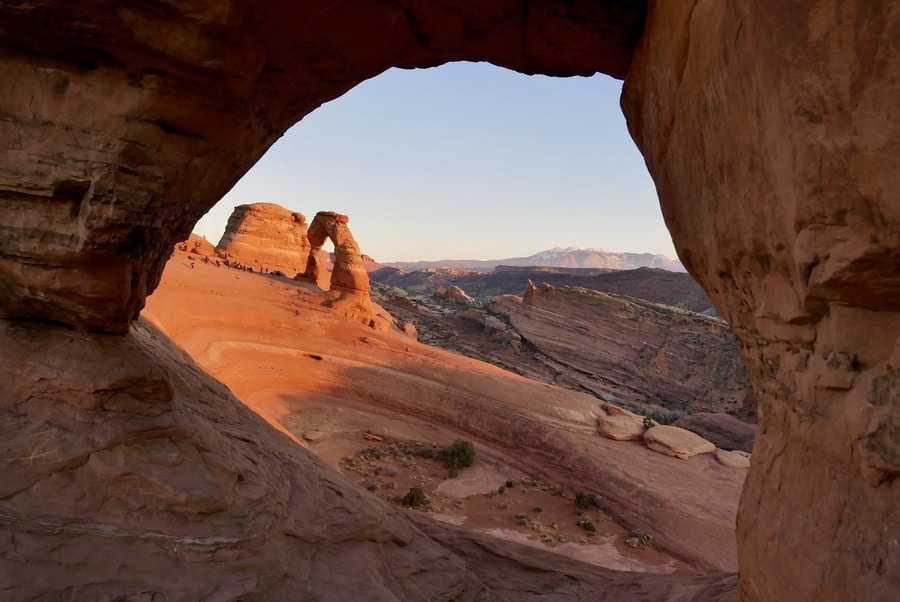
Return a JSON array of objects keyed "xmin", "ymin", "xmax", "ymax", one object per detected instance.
[
  {"xmin": 622, "ymin": 2, "xmax": 899, "ymax": 599},
  {"xmin": 490, "ymin": 282, "xmax": 750, "ymax": 414},
  {"xmin": 216, "ymin": 203, "xmax": 310, "ymax": 275}
]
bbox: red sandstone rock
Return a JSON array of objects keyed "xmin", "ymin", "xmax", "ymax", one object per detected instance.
[
  {"xmin": 644, "ymin": 426, "xmax": 716, "ymax": 460},
  {"xmin": 301, "ymin": 212, "xmax": 371, "ymax": 294},
  {"xmin": 0, "ymin": 1, "xmax": 895, "ymax": 600},
  {"xmin": 216, "ymin": 203, "xmax": 311, "ymax": 275},
  {"xmin": 622, "ymin": 2, "xmax": 899, "ymax": 599},
  {"xmin": 597, "ymin": 404, "xmax": 653, "ymax": 441},
  {"xmin": 492, "ymin": 282, "xmax": 750, "ymax": 415}
]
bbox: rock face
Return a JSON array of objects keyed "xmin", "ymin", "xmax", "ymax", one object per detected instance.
[
  {"xmin": 0, "ymin": 319, "xmax": 485, "ymax": 600},
  {"xmin": 216, "ymin": 203, "xmax": 310, "ymax": 275},
  {"xmin": 490, "ymin": 281, "xmax": 750, "ymax": 416},
  {"xmin": 622, "ymin": 2, "xmax": 899, "ymax": 599},
  {"xmin": 301, "ymin": 211, "xmax": 371, "ymax": 293},
  {"xmin": 0, "ymin": 2, "xmax": 896, "ymax": 601},
  {"xmin": 675, "ymin": 413, "xmax": 756, "ymax": 454}
]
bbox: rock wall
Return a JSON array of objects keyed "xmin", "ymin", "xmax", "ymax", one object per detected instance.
[
  {"xmin": 216, "ymin": 203, "xmax": 310, "ymax": 275},
  {"xmin": 0, "ymin": 0, "xmax": 642, "ymax": 332},
  {"xmin": 621, "ymin": 2, "xmax": 899, "ymax": 600},
  {"xmin": 490, "ymin": 282, "xmax": 750, "ymax": 415}
]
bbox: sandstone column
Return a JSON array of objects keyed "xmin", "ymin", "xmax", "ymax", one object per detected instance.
[{"xmin": 622, "ymin": 2, "xmax": 899, "ymax": 600}]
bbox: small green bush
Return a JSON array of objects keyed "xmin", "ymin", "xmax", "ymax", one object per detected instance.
[
  {"xmin": 574, "ymin": 491, "xmax": 598, "ymax": 510},
  {"xmin": 401, "ymin": 486, "xmax": 429, "ymax": 508},
  {"xmin": 582, "ymin": 518, "xmax": 597, "ymax": 533},
  {"xmin": 445, "ymin": 439, "xmax": 476, "ymax": 469}
]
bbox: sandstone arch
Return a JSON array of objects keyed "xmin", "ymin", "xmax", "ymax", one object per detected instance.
[
  {"xmin": 0, "ymin": 2, "xmax": 896, "ymax": 601},
  {"xmin": 302, "ymin": 211, "xmax": 371, "ymax": 293}
]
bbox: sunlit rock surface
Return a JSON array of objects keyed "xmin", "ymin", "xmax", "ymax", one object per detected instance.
[
  {"xmin": 216, "ymin": 203, "xmax": 311, "ymax": 275},
  {"xmin": 0, "ymin": 1, "xmax": 896, "ymax": 600}
]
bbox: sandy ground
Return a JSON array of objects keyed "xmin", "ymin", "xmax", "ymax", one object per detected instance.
[{"xmin": 144, "ymin": 242, "xmax": 747, "ymax": 574}]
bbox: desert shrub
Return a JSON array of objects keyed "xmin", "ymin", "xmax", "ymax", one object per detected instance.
[
  {"xmin": 643, "ymin": 409, "xmax": 686, "ymax": 425},
  {"xmin": 574, "ymin": 491, "xmax": 598, "ymax": 510},
  {"xmin": 630, "ymin": 528, "xmax": 654, "ymax": 549},
  {"xmin": 445, "ymin": 439, "xmax": 476, "ymax": 469},
  {"xmin": 580, "ymin": 518, "xmax": 597, "ymax": 532},
  {"xmin": 401, "ymin": 486, "xmax": 429, "ymax": 508},
  {"xmin": 642, "ymin": 416, "xmax": 654, "ymax": 431}
]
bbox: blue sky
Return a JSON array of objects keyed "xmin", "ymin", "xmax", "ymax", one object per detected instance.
[{"xmin": 194, "ymin": 62, "xmax": 675, "ymax": 262}]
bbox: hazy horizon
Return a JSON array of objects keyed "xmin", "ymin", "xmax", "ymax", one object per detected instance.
[{"xmin": 194, "ymin": 62, "xmax": 675, "ymax": 263}]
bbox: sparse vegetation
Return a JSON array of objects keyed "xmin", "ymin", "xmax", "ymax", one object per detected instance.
[
  {"xmin": 574, "ymin": 491, "xmax": 598, "ymax": 511},
  {"xmin": 643, "ymin": 409, "xmax": 686, "ymax": 425},
  {"xmin": 401, "ymin": 486, "xmax": 429, "ymax": 508},
  {"xmin": 629, "ymin": 529, "xmax": 654, "ymax": 549},
  {"xmin": 444, "ymin": 439, "xmax": 476, "ymax": 469},
  {"xmin": 643, "ymin": 416, "xmax": 654, "ymax": 431},
  {"xmin": 579, "ymin": 518, "xmax": 597, "ymax": 532}
]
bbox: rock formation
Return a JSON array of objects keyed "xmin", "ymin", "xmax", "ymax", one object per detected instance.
[
  {"xmin": 622, "ymin": 3, "xmax": 899, "ymax": 599},
  {"xmin": 216, "ymin": 203, "xmax": 311, "ymax": 275},
  {"xmin": 597, "ymin": 404, "xmax": 655, "ymax": 441},
  {"xmin": 643, "ymin": 425, "xmax": 716, "ymax": 460},
  {"xmin": 490, "ymin": 281, "xmax": 750, "ymax": 415},
  {"xmin": 0, "ymin": 1, "xmax": 896, "ymax": 600},
  {"xmin": 301, "ymin": 211, "xmax": 371, "ymax": 293}
]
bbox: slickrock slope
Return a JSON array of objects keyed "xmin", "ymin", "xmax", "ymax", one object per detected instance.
[
  {"xmin": 489, "ymin": 282, "xmax": 749, "ymax": 416},
  {"xmin": 216, "ymin": 203, "xmax": 311, "ymax": 275},
  {"xmin": 0, "ymin": 1, "xmax": 896, "ymax": 600},
  {"xmin": 0, "ymin": 319, "xmax": 485, "ymax": 601},
  {"xmin": 145, "ymin": 250, "xmax": 746, "ymax": 577}
]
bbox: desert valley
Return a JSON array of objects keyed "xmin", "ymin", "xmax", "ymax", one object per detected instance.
[{"xmin": 139, "ymin": 204, "xmax": 752, "ymax": 599}]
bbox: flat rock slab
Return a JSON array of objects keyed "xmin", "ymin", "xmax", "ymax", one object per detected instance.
[{"xmin": 644, "ymin": 425, "xmax": 716, "ymax": 460}]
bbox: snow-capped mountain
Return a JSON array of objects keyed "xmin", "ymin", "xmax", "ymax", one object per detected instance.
[{"xmin": 386, "ymin": 247, "xmax": 685, "ymax": 272}]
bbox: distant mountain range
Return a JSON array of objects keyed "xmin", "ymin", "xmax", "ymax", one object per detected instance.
[{"xmin": 384, "ymin": 246, "xmax": 685, "ymax": 272}]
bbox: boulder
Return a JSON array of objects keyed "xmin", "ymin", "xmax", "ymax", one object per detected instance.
[
  {"xmin": 715, "ymin": 449, "xmax": 752, "ymax": 470},
  {"xmin": 597, "ymin": 404, "xmax": 651, "ymax": 441},
  {"xmin": 643, "ymin": 426, "xmax": 716, "ymax": 460}
]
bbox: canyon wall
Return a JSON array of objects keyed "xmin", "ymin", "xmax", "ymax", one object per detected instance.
[
  {"xmin": 489, "ymin": 282, "xmax": 749, "ymax": 415},
  {"xmin": 622, "ymin": 2, "xmax": 899, "ymax": 599}
]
